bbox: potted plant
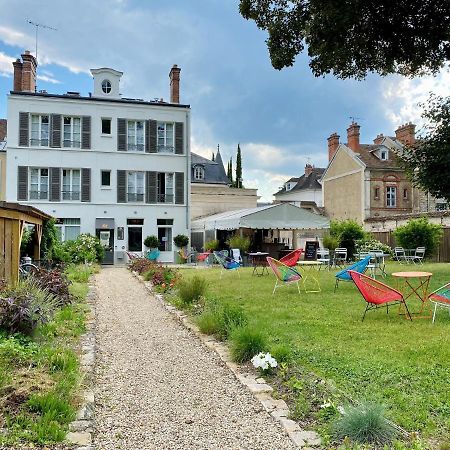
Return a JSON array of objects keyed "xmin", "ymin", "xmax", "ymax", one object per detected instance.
[
  {"xmin": 173, "ymin": 234, "xmax": 190, "ymax": 263},
  {"xmin": 204, "ymin": 239, "xmax": 219, "ymax": 252},
  {"xmin": 144, "ymin": 235, "xmax": 159, "ymax": 249}
]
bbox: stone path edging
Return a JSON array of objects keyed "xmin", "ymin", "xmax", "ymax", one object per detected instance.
[
  {"xmin": 66, "ymin": 281, "xmax": 97, "ymax": 450},
  {"xmin": 134, "ymin": 273, "xmax": 321, "ymax": 450}
]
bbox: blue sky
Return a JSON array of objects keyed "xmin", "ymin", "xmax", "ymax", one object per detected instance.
[{"xmin": 1, "ymin": 0, "xmax": 449, "ymax": 201}]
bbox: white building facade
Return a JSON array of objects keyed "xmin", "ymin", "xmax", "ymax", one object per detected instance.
[{"xmin": 6, "ymin": 52, "xmax": 190, "ymax": 264}]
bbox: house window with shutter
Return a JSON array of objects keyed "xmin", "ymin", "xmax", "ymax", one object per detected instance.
[
  {"xmin": 62, "ymin": 169, "xmax": 81, "ymax": 201},
  {"xmin": 157, "ymin": 122, "xmax": 174, "ymax": 153},
  {"xmin": 30, "ymin": 115, "xmax": 49, "ymax": 146},
  {"xmin": 127, "ymin": 171, "xmax": 145, "ymax": 202},
  {"xmin": 63, "ymin": 117, "xmax": 81, "ymax": 148},
  {"xmin": 127, "ymin": 121, "xmax": 144, "ymax": 151},
  {"xmin": 157, "ymin": 172, "xmax": 174, "ymax": 203},
  {"xmin": 29, "ymin": 168, "xmax": 49, "ymax": 200}
]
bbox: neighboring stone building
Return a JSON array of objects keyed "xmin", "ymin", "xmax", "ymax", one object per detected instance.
[
  {"xmin": 190, "ymin": 148, "xmax": 258, "ymax": 219},
  {"xmin": 321, "ymin": 122, "xmax": 446, "ymax": 226},
  {"xmin": 0, "ymin": 119, "xmax": 6, "ymax": 201},
  {"xmin": 274, "ymin": 164, "xmax": 325, "ymax": 210},
  {"xmin": 6, "ymin": 51, "xmax": 190, "ymax": 264}
]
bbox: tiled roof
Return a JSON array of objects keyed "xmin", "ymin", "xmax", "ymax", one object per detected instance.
[
  {"xmin": 354, "ymin": 144, "xmax": 403, "ymax": 170},
  {"xmin": 191, "ymin": 152, "xmax": 229, "ymax": 185},
  {"xmin": 274, "ymin": 168, "xmax": 325, "ymax": 196}
]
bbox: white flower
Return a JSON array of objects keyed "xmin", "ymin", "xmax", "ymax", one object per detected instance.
[{"xmin": 251, "ymin": 352, "xmax": 278, "ymax": 371}]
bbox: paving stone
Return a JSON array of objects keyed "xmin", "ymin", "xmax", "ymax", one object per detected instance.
[
  {"xmin": 69, "ymin": 420, "xmax": 92, "ymax": 432},
  {"xmin": 247, "ymin": 383, "xmax": 274, "ymax": 393},
  {"xmin": 271, "ymin": 408, "xmax": 290, "ymax": 419},
  {"xmin": 66, "ymin": 431, "xmax": 92, "ymax": 446},
  {"xmin": 279, "ymin": 417, "xmax": 300, "ymax": 432}
]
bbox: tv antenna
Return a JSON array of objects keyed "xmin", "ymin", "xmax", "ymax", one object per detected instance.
[
  {"xmin": 349, "ymin": 116, "xmax": 362, "ymax": 123},
  {"xmin": 27, "ymin": 20, "xmax": 57, "ymax": 64}
]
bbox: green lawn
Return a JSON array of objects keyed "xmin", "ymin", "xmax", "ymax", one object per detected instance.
[{"xmin": 180, "ymin": 262, "xmax": 450, "ymax": 445}]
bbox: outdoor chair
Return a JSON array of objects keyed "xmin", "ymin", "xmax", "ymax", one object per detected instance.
[
  {"xmin": 394, "ymin": 247, "xmax": 408, "ymax": 263},
  {"xmin": 428, "ymin": 282, "xmax": 450, "ymax": 323},
  {"xmin": 231, "ymin": 248, "xmax": 243, "ymax": 264},
  {"xmin": 333, "ymin": 248, "xmax": 348, "ymax": 268},
  {"xmin": 358, "ymin": 252, "xmax": 377, "ymax": 278},
  {"xmin": 266, "ymin": 256, "xmax": 302, "ymax": 295},
  {"xmin": 213, "ymin": 251, "xmax": 240, "ymax": 278},
  {"xmin": 125, "ymin": 251, "xmax": 140, "ymax": 260},
  {"xmin": 178, "ymin": 247, "xmax": 194, "ymax": 263},
  {"xmin": 334, "ymin": 255, "xmax": 371, "ymax": 291},
  {"xmin": 279, "ymin": 248, "xmax": 303, "ymax": 267},
  {"xmin": 317, "ymin": 248, "xmax": 331, "ymax": 270},
  {"xmin": 408, "ymin": 247, "xmax": 426, "ymax": 264},
  {"xmin": 348, "ymin": 270, "xmax": 412, "ymax": 321},
  {"xmin": 196, "ymin": 251, "xmax": 212, "ymax": 266},
  {"xmin": 146, "ymin": 248, "xmax": 160, "ymax": 261}
]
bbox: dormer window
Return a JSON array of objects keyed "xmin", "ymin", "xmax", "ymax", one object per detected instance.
[
  {"xmin": 380, "ymin": 149, "xmax": 388, "ymax": 160},
  {"xmin": 101, "ymin": 79, "xmax": 112, "ymax": 94},
  {"xmin": 194, "ymin": 166, "xmax": 205, "ymax": 180}
]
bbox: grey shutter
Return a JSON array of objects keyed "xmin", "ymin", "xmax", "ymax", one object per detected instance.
[
  {"xmin": 19, "ymin": 112, "xmax": 29, "ymax": 147},
  {"xmin": 17, "ymin": 166, "xmax": 28, "ymax": 201},
  {"xmin": 175, "ymin": 172, "xmax": 184, "ymax": 205},
  {"xmin": 81, "ymin": 168, "xmax": 91, "ymax": 202},
  {"xmin": 81, "ymin": 116, "xmax": 91, "ymax": 149},
  {"xmin": 175, "ymin": 122, "xmax": 184, "ymax": 155},
  {"xmin": 117, "ymin": 170, "xmax": 127, "ymax": 203},
  {"xmin": 50, "ymin": 114, "xmax": 62, "ymax": 148},
  {"xmin": 145, "ymin": 120, "xmax": 150, "ymax": 153},
  {"xmin": 149, "ymin": 120, "xmax": 157, "ymax": 153},
  {"xmin": 49, "ymin": 167, "xmax": 61, "ymax": 202},
  {"xmin": 117, "ymin": 118, "xmax": 127, "ymax": 151},
  {"xmin": 146, "ymin": 171, "xmax": 157, "ymax": 203}
]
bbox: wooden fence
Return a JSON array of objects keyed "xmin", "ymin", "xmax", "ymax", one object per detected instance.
[{"xmin": 371, "ymin": 227, "xmax": 450, "ymax": 262}]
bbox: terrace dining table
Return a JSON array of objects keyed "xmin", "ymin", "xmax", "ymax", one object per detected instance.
[
  {"xmin": 392, "ymin": 271, "xmax": 433, "ymax": 319},
  {"xmin": 248, "ymin": 252, "xmax": 269, "ymax": 276}
]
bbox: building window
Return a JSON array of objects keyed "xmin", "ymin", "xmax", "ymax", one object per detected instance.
[
  {"xmin": 127, "ymin": 171, "xmax": 144, "ymax": 202},
  {"xmin": 374, "ymin": 187, "xmax": 380, "ymax": 199},
  {"xmin": 29, "ymin": 168, "xmax": 49, "ymax": 200},
  {"xmin": 386, "ymin": 186, "xmax": 397, "ymax": 207},
  {"xmin": 380, "ymin": 149, "xmax": 388, "ymax": 160},
  {"xmin": 56, "ymin": 218, "xmax": 81, "ymax": 241},
  {"xmin": 403, "ymin": 188, "xmax": 408, "ymax": 200},
  {"xmin": 30, "ymin": 114, "xmax": 49, "ymax": 146},
  {"xmin": 63, "ymin": 116, "xmax": 81, "ymax": 148},
  {"xmin": 158, "ymin": 225, "xmax": 172, "ymax": 251},
  {"xmin": 102, "ymin": 79, "xmax": 112, "ymax": 94},
  {"xmin": 102, "ymin": 118, "xmax": 111, "ymax": 135},
  {"xmin": 127, "ymin": 218, "xmax": 144, "ymax": 252},
  {"xmin": 127, "ymin": 120, "xmax": 144, "ymax": 151},
  {"xmin": 194, "ymin": 166, "xmax": 204, "ymax": 180},
  {"xmin": 157, "ymin": 172, "xmax": 174, "ymax": 203},
  {"xmin": 62, "ymin": 169, "xmax": 81, "ymax": 201},
  {"xmin": 101, "ymin": 170, "xmax": 111, "ymax": 187},
  {"xmin": 157, "ymin": 122, "xmax": 174, "ymax": 153},
  {"xmin": 436, "ymin": 202, "xmax": 448, "ymax": 211}
]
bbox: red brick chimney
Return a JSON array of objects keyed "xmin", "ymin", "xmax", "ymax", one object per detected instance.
[
  {"xmin": 373, "ymin": 133, "xmax": 384, "ymax": 145},
  {"xmin": 346, "ymin": 122, "xmax": 360, "ymax": 152},
  {"xmin": 327, "ymin": 132, "xmax": 340, "ymax": 161},
  {"xmin": 169, "ymin": 64, "xmax": 181, "ymax": 103},
  {"xmin": 395, "ymin": 122, "xmax": 416, "ymax": 146},
  {"xmin": 12, "ymin": 58, "xmax": 23, "ymax": 91},
  {"xmin": 21, "ymin": 50, "xmax": 37, "ymax": 92},
  {"xmin": 0, "ymin": 119, "xmax": 6, "ymax": 141},
  {"xmin": 305, "ymin": 163, "xmax": 314, "ymax": 176}
]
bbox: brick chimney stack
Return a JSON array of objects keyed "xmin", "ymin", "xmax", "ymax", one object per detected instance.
[
  {"xmin": 305, "ymin": 163, "xmax": 314, "ymax": 176},
  {"xmin": 327, "ymin": 132, "xmax": 340, "ymax": 161},
  {"xmin": 169, "ymin": 64, "xmax": 181, "ymax": 104},
  {"xmin": 395, "ymin": 122, "xmax": 416, "ymax": 146},
  {"xmin": 12, "ymin": 58, "xmax": 23, "ymax": 91},
  {"xmin": 0, "ymin": 119, "xmax": 6, "ymax": 141},
  {"xmin": 373, "ymin": 133, "xmax": 384, "ymax": 145},
  {"xmin": 346, "ymin": 122, "xmax": 360, "ymax": 152}
]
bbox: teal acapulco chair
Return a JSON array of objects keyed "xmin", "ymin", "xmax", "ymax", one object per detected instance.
[
  {"xmin": 428, "ymin": 282, "xmax": 450, "ymax": 323},
  {"xmin": 213, "ymin": 251, "xmax": 240, "ymax": 278},
  {"xmin": 266, "ymin": 257, "xmax": 302, "ymax": 295},
  {"xmin": 334, "ymin": 254, "xmax": 372, "ymax": 292},
  {"xmin": 146, "ymin": 248, "xmax": 160, "ymax": 261}
]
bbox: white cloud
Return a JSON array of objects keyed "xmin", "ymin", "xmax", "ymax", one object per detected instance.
[
  {"xmin": 37, "ymin": 74, "xmax": 60, "ymax": 84},
  {"xmin": 0, "ymin": 51, "xmax": 14, "ymax": 76}
]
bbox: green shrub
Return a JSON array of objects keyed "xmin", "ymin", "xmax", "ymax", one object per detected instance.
[
  {"xmin": 40, "ymin": 219, "xmax": 60, "ymax": 261},
  {"xmin": 333, "ymin": 402, "xmax": 397, "ymax": 445},
  {"xmin": 270, "ymin": 342, "xmax": 293, "ymax": 364},
  {"xmin": 322, "ymin": 233, "xmax": 339, "ymax": 251},
  {"xmin": 178, "ymin": 276, "xmax": 208, "ymax": 305},
  {"xmin": 57, "ymin": 234, "xmax": 104, "ymax": 264},
  {"xmin": 229, "ymin": 326, "xmax": 267, "ymax": 362},
  {"xmin": 204, "ymin": 239, "xmax": 219, "ymax": 251},
  {"xmin": 173, "ymin": 234, "xmax": 189, "ymax": 248},
  {"xmin": 0, "ymin": 335, "xmax": 38, "ymax": 366},
  {"xmin": 393, "ymin": 217, "xmax": 443, "ymax": 256},
  {"xmin": 355, "ymin": 237, "xmax": 393, "ymax": 256},
  {"xmin": 28, "ymin": 392, "xmax": 75, "ymax": 423},
  {"xmin": 330, "ymin": 219, "xmax": 367, "ymax": 259},
  {"xmin": 226, "ymin": 234, "xmax": 251, "ymax": 253},
  {"xmin": 128, "ymin": 258, "xmax": 155, "ymax": 275},
  {"xmin": 144, "ymin": 235, "xmax": 160, "ymax": 249}
]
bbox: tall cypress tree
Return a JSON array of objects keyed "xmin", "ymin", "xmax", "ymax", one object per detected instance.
[
  {"xmin": 228, "ymin": 158, "xmax": 233, "ymax": 185},
  {"xmin": 235, "ymin": 143, "xmax": 243, "ymax": 188}
]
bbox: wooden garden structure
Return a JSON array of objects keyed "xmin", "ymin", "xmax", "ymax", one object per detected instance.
[{"xmin": 0, "ymin": 202, "xmax": 52, "ymax": 284}]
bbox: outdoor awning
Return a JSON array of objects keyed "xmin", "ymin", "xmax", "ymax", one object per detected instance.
[{"xmin": 191, "ymin": 203, "xmax": 330, "ymax": 231}]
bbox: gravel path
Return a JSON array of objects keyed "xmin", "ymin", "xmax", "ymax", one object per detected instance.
[{"xmin": 94, "ymin": 267, "xmax": 296, "ymax": 450}]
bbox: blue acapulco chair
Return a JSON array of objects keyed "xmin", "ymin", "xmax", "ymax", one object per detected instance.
[
  {"xmin": 146, "ymin": 248, "xmax": 160, "ymax": 261},
  {"xmin": 213, "ymin": 251, "xmax": 240, "ymax": 278},
  {"xmin": 334, "ymin": 255, "xmax": 372, "ymax": 292}
]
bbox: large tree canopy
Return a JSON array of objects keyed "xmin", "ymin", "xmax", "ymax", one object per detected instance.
[
  {"xmin": 239, "ymin": 0, "xmax": 450, "ymax": 79},
  {"xmin": 401, "ymin": 96, "xmax": 450, "ymax": 203}
]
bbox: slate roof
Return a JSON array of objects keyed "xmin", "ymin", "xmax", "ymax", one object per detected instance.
[
  {"xmin": 274, "ymin": 168, "xmax": 325, "ymax": 196},
  {"xmin": 191, "ymin": 151, "xmax": 229, "ymax": 185},
  {"xmin": 355, "ymin": 144, "xmax": 403, "ymax": 170}
]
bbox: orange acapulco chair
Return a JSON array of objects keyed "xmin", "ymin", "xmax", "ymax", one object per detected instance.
[
  {"xmin": 279, "ymin": 248, "xmax": 303, "ymax": 267},
  {"xmin": 428, "ymin": 282, "xmax": 450, "ymax": 323},
  {"xmin": 348, "ymin": 270, "xmax": 412, "ymax": 321},
  {"xmin": 266, "ymin": 257, "xmax": 302, "ymax": 295}
]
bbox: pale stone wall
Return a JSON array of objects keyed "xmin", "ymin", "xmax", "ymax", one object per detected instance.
[
  {"xmin": 364, "ymin": 212, "xmax": 450, "ymax": 232},
  {"xmin": 191, "ymin": 184, "xmax": 258, "ymax": 219}
]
